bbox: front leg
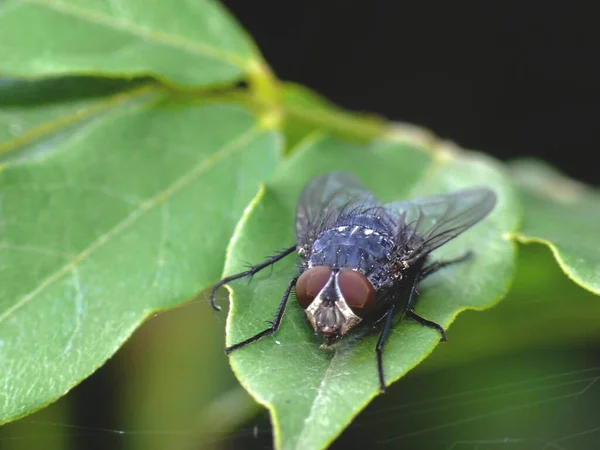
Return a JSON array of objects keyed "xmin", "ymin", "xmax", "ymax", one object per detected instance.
[
  {"xmin": 226, "ymin": 276, "xmax": 298, "ymax": 354},
  {"xmin": 210, "ymin": 245, "xmax": 296, "ymax": 311}
]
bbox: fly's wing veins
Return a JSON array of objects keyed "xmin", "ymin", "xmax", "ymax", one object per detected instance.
[
  {"xmin": 295, "ymin": 172, "xmax": 380, "ymax": 249},
  {"xmin": 385, "ymin": 187, "xmax": 497, "ymax": 262}
]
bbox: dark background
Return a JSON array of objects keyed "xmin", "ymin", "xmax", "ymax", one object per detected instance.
[{"xmin": 223, "ymin": 0, "xmax": 598, "ymax": 186}]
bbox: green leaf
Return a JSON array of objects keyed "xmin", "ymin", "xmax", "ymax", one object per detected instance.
[
  {"xmin": 223, "ymin": 136, "xmax": 520, "ymax": 449},
  {"xmin": 0, "ymin": 77, "xmax": 148, "ymax": 162},
  {"xmin": 0, "ymin": 99, "xmax": 281, "ymax": 423},
  {"xmin": 428, "ymin": 243, "xmax": 600, "ymax": 370},
  {"xmin": 279, "ymin": 83, "xmax": 387, "ymax": 149},
  {"xmin": 510, "ymin": 159, "xmax": 600, "ymax": 294},
  {"xmin": 0, "ymin": 0, "xmax": 257, "ymax": 87}
]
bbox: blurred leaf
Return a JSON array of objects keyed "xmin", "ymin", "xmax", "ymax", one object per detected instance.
[
  {"xmin": 510, "ymin": 159, "xmax": 600, "ymax": 294},
  {"xmin": 280, "ymin": 83, "xmax": 387, "ymax": 149},
  {"xmin": 115, "ymin": 297, "xmax": 249, "ymax": 450},
  {"xmin": 0, "ymin": 397, "xmax": 69, "ymax": 450},
  {"xmin": 0, "ymin": 99, "xmax": 281, "ymax": 424},
  {"xmin": 427, "ymin": 243, "xmax": 600, "ymax": 369},
  {"xmin": 334, "ymin": 346, "xmax": 594, "ymax": 449},
  {"xmin": 0, "ymin": 77, "xmax": 140, "ymax": 106},
  {"xmin": 0, "ymin": 0, "xmax": 257, "ymax": 86},
  {"xmin": 223, "ymin": 136, "xmax": 519, "ymax": 450},
  {"xmin": 0, "ymin": 77, "xmax": 149, "ymax": 162}
]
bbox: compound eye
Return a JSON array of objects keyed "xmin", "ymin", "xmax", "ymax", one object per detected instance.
[
  {"xmin": 296, "ymin": 266, "xmax": 332, "ymax": 309},
  {"xmin": 338, "ymin": 269, "xmax": 376, "ymax": 317}
]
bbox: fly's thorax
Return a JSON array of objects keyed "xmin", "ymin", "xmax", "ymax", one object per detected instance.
[
  {"xmin": 307, "ymin": 224, "xmax": 396, "ymax": 289},
  {"xmin": 295, "ymin": 266, "xmax": 376, "ymax": 341}
]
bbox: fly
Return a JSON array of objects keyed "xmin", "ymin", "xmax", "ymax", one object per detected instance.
[{"xmin": 210, "ymin": 172, "xmax": 497, "ymax": 392}]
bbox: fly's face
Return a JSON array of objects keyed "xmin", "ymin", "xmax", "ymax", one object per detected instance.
[{"xmin": 296, "ymin": 266, "xmax": 376, "ymax": 346}]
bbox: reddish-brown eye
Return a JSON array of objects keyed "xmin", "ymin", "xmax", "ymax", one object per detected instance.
[
  {"xmin": 296, "ymin": 266, "xmax": 332, "ymax": 309},
  {"xmin": 338, "ymin": 269, "xmax": 376, "ymax": 317}
]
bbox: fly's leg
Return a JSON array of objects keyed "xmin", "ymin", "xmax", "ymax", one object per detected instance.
[
  {"xmin": 225, "ymin": 276, "xmax": 298, "ymax": 354},
  {"xmin": 210, "ymin": 245, "xmax": 296, "ymax": 311},
  {"xmin": 371, "ymin": 252, "xmax": 473, "ymax": 392},
  {"xmin": 375, "ymin": 303, "xmax": 396, "ymax": 393},
  {"xmin": 405, "ymin": 272, "xmax": 448, "ymax": 342},
  {"xmin": 405, "ymin": 310, "xmax": 447, "ymax": 342},
  {"xmin": 419, "ymin": 251, "xmax": 473, "ymax": 281},
  {"xmin": 408, "ymin": 250, "xmax": 473, "ymax": 337}
]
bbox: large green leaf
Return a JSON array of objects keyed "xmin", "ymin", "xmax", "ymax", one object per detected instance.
[
  {"xmin": 0, "ymin": 0, "xmax": 257, "ymax": 86},
  {"xmin": 510, "ymin": 159, "xmax": 600, "ymax": 294},
  {"xmin": 222, "ymin": 136, "xmax": 520, "ymax": 449},
  {"xmin": 0, "ymin": 99, "xmax": 281, "ymax": 423}
]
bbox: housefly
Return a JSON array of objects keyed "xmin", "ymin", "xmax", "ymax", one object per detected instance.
[{"xmin": 211, "ymin": 172, "xmax": 497, "ymax": 392}]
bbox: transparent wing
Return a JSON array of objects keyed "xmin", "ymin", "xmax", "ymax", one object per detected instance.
[
  {"xmin": 295, "ymin": 172, "xmax": 379, "ymax": 248},
  {"xmin": 385, "ymin": 187, "xmax": 497, "ymax": 261}
]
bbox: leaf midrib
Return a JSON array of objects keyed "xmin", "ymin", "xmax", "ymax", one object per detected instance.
[{"xmin": 0, "ymin": 124, "xmax": 261, "ymax": 324}]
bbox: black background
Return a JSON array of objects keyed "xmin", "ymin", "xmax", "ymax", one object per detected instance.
[{"xmin": 222, "ymin": 0, "xmax": 598, "ymax": 186}]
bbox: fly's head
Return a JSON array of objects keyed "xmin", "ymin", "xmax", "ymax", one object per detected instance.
[{"xmin": 296, "ymin": 266, "xmax": 376, "ymax": 347}]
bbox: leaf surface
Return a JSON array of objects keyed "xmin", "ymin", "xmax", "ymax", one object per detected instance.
[
  {"xmin": 223, "ymin": 136, "xmax": 520, "ymax": 449},
  {"xmin": 0, "ymin": 0, "xmax": 256, "ymax": 86},
  {"xmin": 0, "ymin": 77, "xmax": 148, "ymax": 162},
  {"xmin": 0, "ymin": 99, "xmax": 280, "ymax": 423},
  {"xmin": 511, "ymin": 159, "xmax": 600, "ymax": 294}
]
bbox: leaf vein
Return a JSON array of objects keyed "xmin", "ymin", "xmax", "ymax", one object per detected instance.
[
  {"xmin": 25, "ymin": 0, "xmax": 248, "ymax": 68},
  {"xmin": 296, "ymin": 354, "xmax": 340, "ymax": 449},
  {"xmin": 61, "ymin": 267, "xmax": 84, "ymax": 356},
  {"xmin": 0, "ymin": 124, "xmax": 261, "ymax": 324},
  {"xmin": 150, "ymin": 203, "xmax": 169, "ymax": 291},
  {"xmin": 0, "ymin": 84, "xmax": 156, "ymax": 160}
]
